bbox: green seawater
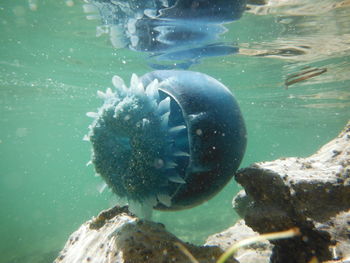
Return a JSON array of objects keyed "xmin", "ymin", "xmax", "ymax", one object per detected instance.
[{"xmin": 0, "ymin": 1, "xmax": 349, "ymax": 262}]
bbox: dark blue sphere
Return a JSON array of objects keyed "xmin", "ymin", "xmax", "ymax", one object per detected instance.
[{"xmin": 87, "ymin": 70, "xmax": 246, "ymax": 212}]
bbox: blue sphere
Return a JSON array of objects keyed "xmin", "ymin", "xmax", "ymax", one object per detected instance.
[{"xmin": 87, "ymin": 70, "xmax": 246, "ymax": 211}]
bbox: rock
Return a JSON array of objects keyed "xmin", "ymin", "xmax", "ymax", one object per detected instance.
[
  {"xmin": 232, "ymin": 190, "xmax": 253, "ymax": 219},
  {"xmin": 54, "ymin": 206, "xmax": 238, "ymax": 263},
  {"xmin": 55, "ymin": 121, "xmax": 349, "ymax": 263},
  {"xmin": 206, "ymin": 219, "xmax": 273, "ymax": 263},
  {"xmin": 233, "ymin": 121, "xmax": 350, "ymax": 263}
]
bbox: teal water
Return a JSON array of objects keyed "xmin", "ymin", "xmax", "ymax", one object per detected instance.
[{"xmin": 0, "ymin": 1, "xmax": 349, "ymax": 262}]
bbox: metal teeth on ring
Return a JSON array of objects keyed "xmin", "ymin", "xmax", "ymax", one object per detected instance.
[{"xmin": 85, "ymin": 73, "xmax": 190, "ymax": 212}]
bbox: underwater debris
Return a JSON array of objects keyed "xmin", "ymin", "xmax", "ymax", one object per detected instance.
[
  {"xmin": 216, "ymin": 228, "xmax": 300, "ymax": 263},
  {"xmin": 206, "ymin": 219, "xmax": 274, "ymax": 263},
  {"xmin": 174, "ymin": 242, "xmax": 200, "ymax": 263},
  {"xmin": 284, "ymin": 66, "xmax": 327, "ymax": 88}
]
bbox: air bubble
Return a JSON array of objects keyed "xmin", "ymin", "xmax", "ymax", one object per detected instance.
[
  {"xmin": 154, "ymin": 158, "xmax": 164, "ymax": 169},
  {"xmin": 124, "ymin": 114, "xmax": 131, "ymax": 121}
]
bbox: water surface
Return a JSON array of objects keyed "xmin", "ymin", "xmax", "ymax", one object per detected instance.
[{"xmin": 0, "ymin": 1, "xmax": 349, "ymax": 262}]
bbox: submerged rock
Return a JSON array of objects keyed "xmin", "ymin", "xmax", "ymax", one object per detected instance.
[
  {"xmin": 206, "ymin": 219, "xmax": 273, "ymax": 263},
  {"xmin": 54, "ymin": 206, "xmax": 237, "ymax": 263},
  {"xmin": 233, "ymin": 121, "xmax": 350, "ymax": 263},
  {"xmin": 55, "ymin": 121, "xmax": 349, "ymax": 263}
]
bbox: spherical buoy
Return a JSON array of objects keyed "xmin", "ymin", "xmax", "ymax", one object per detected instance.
[{"xmin": 86, "ymin": 70, "xmax": 246, "ymax": 213}]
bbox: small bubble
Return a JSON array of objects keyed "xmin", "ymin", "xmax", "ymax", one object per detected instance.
[
  {"xmin": 28, "ymin": 0, "xmax": 38, "ymax": 11},
  {"xmin": 196, "ymin": 129, "xmax": 203, "ymax": 136},
  {"xmin": 124, "ymin": 114, "xmax": 131, "ymax": 121},
  {"xmin": 66, "ymin": 0, "xmax": 74, "ymax": 7},
  {"xmin": 154, "ymin": 158, "xmax": 164, "ymax": 169}
]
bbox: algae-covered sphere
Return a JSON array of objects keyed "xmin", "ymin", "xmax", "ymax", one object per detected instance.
[{"xmin": 87, "ymin": 70, "xmax": 246, "ymax": 212}]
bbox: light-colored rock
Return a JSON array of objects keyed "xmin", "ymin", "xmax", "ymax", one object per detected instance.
[
  {"xmin": 54, "ymin": 120, "xmax": 350, "ymax": 263},
  {"xmin": 206, "ymin": 219, "xmax": 273, "ymax": 263},
  {"xmin": 234, "ymin": 121, "xmax": 350, "ymax": 263},
  {"xmin": 54, "ymin": 206, "xmax": 238, "ymax": 263}
]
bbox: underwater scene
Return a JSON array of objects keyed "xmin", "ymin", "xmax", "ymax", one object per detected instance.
[{"xmin": 0, "ymin": 0, "xmax": 350, "ymax": 262}]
